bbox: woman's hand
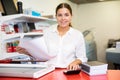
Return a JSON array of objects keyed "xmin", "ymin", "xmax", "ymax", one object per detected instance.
[
  {"xmin": 16, "ymin": 46, "xmax": 31, "ymax": 56},
  {"xmin": 67, "ymin": 59, "xmax": 82, "ymax": 70}
]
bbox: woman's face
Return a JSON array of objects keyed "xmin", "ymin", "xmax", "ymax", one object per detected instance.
[{"xmin": 56, "ymin": 8, "xmax": 72, "ymax": 28}]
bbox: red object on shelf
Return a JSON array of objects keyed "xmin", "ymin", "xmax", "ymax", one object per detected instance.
[
  {"xmin": 32, "ymin": 29, "xmax": 43, "ymax": 32},
  {"xmin": 0, "ymin": 59, "xmax": 12, "ymax": 63},
  {"xmin": 6, "ymin": 42, "xmax": 14, "ymax": 53},
  {"xmin": 14, "ymin": 24, "xmax": 19, "ymax": 33}
]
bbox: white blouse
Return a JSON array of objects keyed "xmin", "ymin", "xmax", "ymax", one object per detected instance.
[{"xmin": 43, "ymin": 24, "xmax": 88, "ymax": 68}]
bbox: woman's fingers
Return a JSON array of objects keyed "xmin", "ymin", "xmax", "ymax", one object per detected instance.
[{"xmin": 67, "ymin": 64, "xmax": 80, "ymax": 70}]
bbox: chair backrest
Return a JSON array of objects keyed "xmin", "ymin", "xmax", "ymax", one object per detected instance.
[{"xmin": 83, "ymin": 30, "xmax": 97, "ymax": 61}]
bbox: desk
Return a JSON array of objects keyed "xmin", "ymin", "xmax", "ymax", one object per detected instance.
[
  {"xmin": 107, "ymin": 70, "xmax": 120, "ymax": 80},
  {"xmin": 0, "ymin": 68, "xmax": 109, "ymax": 80}
]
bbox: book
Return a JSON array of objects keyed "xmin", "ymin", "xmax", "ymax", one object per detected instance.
[
  {"xmin": 0, "ymin": 64, "xmax": 55, "ymax": 78},
  {"xmin": 81, "ymin": 61, "xmax": 108, "ymax": 75}
]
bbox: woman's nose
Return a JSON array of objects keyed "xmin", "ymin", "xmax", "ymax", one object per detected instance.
[{"xmin": 61, "ymin": 16, "xmax": 65, "ymax": 20}]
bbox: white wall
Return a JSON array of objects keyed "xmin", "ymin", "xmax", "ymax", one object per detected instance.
[
  {"xmin": 18, "ymin": 0, "xmax": 120, "ymax": 62},
  {"xmin": 77, "ymin": 1, "xmax": 120, "ymax": 62}
]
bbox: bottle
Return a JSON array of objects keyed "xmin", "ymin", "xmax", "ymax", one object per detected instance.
[
  {"xmin": 17, "ymin": 1, "xmax": 23, "ymax": 13},
  {"xmin": 6, "ymin": 42, "xmax": 13, "ymax": 53}
]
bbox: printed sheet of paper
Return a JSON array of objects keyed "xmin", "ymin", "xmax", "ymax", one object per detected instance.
[{"xmin": 19, "ymin": 37, "xmax": 55, "ymax": 61}]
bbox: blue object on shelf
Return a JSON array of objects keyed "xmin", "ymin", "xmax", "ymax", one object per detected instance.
[{"xmin": 32, "ymin": 11, "xmax": 41, "ymax": 17}]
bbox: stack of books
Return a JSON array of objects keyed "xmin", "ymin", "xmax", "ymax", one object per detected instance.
[{"xmin": 81, "ymin": 61, "xmax": 108, "ymax": 75}]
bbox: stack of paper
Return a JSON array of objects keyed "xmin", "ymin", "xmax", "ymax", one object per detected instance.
[
  {"xmin": 19, "ymin": 37, "xmax": 56, "ymax": 61},
  {"xmin": 81, "ymin": 61, "xmax": 108, "ymax": 75}
]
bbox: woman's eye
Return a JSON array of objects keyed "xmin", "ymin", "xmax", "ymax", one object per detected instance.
[
  {"xmin": 65, "ymin": 13, "xmax": 70, "ymax": 16},
  {"xmin": 57, "ymin": 14, "xmax": 62, "ymax": 17}
]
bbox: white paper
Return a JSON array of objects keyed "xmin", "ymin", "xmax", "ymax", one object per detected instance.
[{"xmin": 19, "ymin": 37, "xmax": 55, "ymax": 61}]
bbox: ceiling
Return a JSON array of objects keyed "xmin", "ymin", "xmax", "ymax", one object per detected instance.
[{"xmin": 69, "ymin": 0, "xmax": 117, "ymax": 4}]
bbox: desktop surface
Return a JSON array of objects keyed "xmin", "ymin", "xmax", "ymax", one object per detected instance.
[
  {"xmin": 0, "ymin": 69, "xmax": 119, "ymax": 80},
  {"xmin": 0, "ymin": 68, "xmax": 108, "ymax": 80}
]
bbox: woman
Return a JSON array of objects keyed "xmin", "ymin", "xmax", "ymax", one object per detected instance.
[{"xmin": 16, "ymin": 3, "xmax": 88, "ymax": 70}]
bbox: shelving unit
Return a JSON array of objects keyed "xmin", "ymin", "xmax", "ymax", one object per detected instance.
[{"xmin": 0, "ymin": 14, "xmax": 56, "ymax": 59}]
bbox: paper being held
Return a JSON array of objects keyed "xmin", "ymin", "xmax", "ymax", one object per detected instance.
[{"xmin": 19, "ymin": 37, "xmax": 55, "ymax": 61}]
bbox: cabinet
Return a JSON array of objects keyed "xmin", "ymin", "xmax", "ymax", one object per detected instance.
[
  {"xmin": 0, "ymin": 14, "xmax": 56, "ymax": 59},
  {"xmin": 106, "ymin": 48, "xmax": 120, "ymax": 69}
]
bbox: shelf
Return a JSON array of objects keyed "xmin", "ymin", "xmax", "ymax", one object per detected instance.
[
  {"xmin": 3, "ymin": 32, "xmax": 43, "ymax": 41},
  {"xmin": 2, "ymin": 33, "xmax": 21, "ymax": 41},
  {"xmin": 0, "ymin": 52, "xmax": 27, "ymax": 60},
  {"xmin": 23, "ymin": 32, "xmax": 43, "ymax": 37},
  {"xmin": 0, "ymin": 14, "xmax": 56, "ymax": 25}
]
